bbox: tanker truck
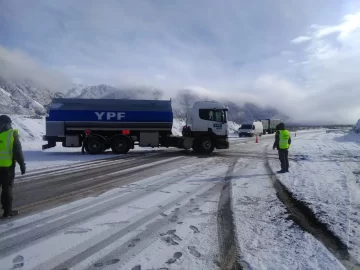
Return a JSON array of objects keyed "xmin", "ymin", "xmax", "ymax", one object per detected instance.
[{"xmin": 42, "ymin": 98, "xmax": 229, "ymax": 154}]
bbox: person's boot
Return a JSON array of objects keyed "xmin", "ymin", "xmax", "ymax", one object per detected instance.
[
  {"xmin": 3, "ymin": 210, "xmax": 19, "ymax": 218},
  {"xmin": 277, "ymin": 170, "xmax": 286, "ymax": 174}
]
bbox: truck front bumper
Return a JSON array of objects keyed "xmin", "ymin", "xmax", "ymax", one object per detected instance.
[{"xmin": 215, "ymin": 138, "xmax": 229, "ymax": 149}]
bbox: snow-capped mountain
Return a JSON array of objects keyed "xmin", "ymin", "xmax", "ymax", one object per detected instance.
[
  {"xmin": 0, "ymin": 76, "xmax": 63, "ymax": 115},
  {"xmin": 0, "ymin": 76, "xmax": 286, "ymax": 124},
  {"xmin": 65, "ymin": 84, "xmax": 88, "ymax": 98},
  {"xmin": 66, "ymin": 84, "xmax": 163, "ymax": 100}
]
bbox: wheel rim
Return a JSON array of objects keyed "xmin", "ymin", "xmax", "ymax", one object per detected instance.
[
  {"xmin": 88, "ymin": 140, "xmax": 101, "ymax": 152},
  {"xmin": 114, "ymin": 140, "xmax": 127, "ymax": 152},
  {"xmin": 202, "ymin": 140, "xmax": 212, "ymax": 150}
]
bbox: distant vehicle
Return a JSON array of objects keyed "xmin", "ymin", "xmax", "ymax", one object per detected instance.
[
  {"xmin": 238, "ymin": 121, "xmax": 263, "ymax": 137},
  {"xmin": 42, "ymin": 98, "xmax": 229, "ymax": 154},
  {"xmin": 260, "ymin": 119, "xmax": 282, "ymax": 134}
]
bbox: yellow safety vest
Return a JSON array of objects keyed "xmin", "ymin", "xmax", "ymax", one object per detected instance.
[
  {"xmin": 0, "ymin": 129, "xmax": 15, "ymax": 167},
  {"xmin": 279, "ymin": 130, "xmax": 290, "ymax": 149}
]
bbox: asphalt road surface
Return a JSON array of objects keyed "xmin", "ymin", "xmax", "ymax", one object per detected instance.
[{"xmin": 0, "ymin": 134, "xmax": 277, "ymax": 270}]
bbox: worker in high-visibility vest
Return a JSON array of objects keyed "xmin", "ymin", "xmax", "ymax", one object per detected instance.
[
  {"xmin": 0, "ymin": 115, "xmax": 26, "ymax": 218},
  {"xmin": 273, "ymin": 122, "xmax": 291, "ymax": 173}
]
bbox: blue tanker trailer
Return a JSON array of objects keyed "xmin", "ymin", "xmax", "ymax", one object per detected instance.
[{"xmin": 43, "ymin": 98, "xmax": 229, "ymax": 154}]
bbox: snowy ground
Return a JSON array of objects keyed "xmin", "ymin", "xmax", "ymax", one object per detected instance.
[
  {"xmin": 1, "ymin": 115, "xmax": 359, "ymax": 269},
  {"xmin": 0, "ymin": 153, "xmax": 231, "ymax": 269},
  {"xmin": 232, "ymin": 157, "xmax": 344, "ymax": 270},
  {"xmin": 268, "ymin": 130, "xmax": 360, "ymax": 265}
]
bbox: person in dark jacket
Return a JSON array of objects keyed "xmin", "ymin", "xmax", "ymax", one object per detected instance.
[
  {"xmin": 0, "ymin": 115, "xmax": 26, "ymax": 217},
  {"xmin": 273, "ymin": 122, "xmax": 291, "ymax": 173}
]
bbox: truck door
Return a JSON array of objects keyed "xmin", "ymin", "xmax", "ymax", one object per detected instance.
[{"xmin": 198, "ymin": 109, "xmax": 227, "ymax": 136}]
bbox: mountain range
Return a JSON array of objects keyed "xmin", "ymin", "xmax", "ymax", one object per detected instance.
[{"xmin": 0, "ymin": 77, "xmax": 286, "ymax": 124}]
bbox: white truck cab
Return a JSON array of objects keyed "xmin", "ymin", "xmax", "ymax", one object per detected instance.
[
  {"xmin": 186, "ymin": 101, "xmax": 228, "ymax": 136},
  {"xmin": 182, "ymin": 101, "xmax": 229, "ymax": 153}
]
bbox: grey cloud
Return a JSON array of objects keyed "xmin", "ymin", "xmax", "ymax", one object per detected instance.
[
  {"xmin": 2, "ymin": 0, "xmax": 360, "ymax": 123},
  {"xmin": 0, "ymin": 46, "xmax": 71, "ymax": 92},
  {"xmin": 291, "ymin": 36, "xmax": 312, "ymax": 44}
]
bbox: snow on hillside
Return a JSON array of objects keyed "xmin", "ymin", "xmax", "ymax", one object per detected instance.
[
  {"xmin": 0, "ymin": 77, "xmax": 56, "ymax": 115},
  {"xmin": 172, "ymin": 119, "xmax": 185, "ymax": 136},
  {"xmin": 351, "ymin": 119, "xmax": 360, "ymax": 134},
  {"xmin": 10, "ymin": 115, "xmax": 44, "ymax": 143},
  {"xmin": 65, "ymin": 84, "xmax": 163, "ymax": 100},
  {"xmin": 0, "ymin": 87, "xmax": 11, "ymax": 97},
  {"xmin": 65, "ymin": 84, "xmax": 88, "ymax": 98},
  {"xmin": 228, "ymin": 121, "xmax": 241, "ymax": 134}
]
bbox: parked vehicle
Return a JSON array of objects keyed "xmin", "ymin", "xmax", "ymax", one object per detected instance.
[
  {"xmin": 42, "ymin": 98, "xmax": 229, "ymax": 154},
  {"xmin": 238, "ymin": 121, "xmax": 263, "ymax": 137},
  {"xmin": 260, "ymin": 119, "xmax": 282, "ymax": 134}
]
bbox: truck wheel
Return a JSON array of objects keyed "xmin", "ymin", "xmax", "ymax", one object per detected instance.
[
  {"xmin": 85, "ymin": 137, "xmax": 105, "ymax": 155},
  {"xmin": 200, "ymin": 138, "xmax": 214, "ymax": 154},
  {"xmin": 111, "ymin": 136, "xmax": 130, "ymax": 154}
]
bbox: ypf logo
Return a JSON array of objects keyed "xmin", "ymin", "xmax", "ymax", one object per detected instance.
[{"xmin": 95, "ymin": 112, "xmax": 126, "ymax": 121}]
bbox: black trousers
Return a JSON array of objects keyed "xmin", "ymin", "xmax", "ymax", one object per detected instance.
[
  {"xmin": 278, "ymin": 149, "xmax": 289, "ymax": 171},
  {"xmin": 0, "ymin": 168, "xmax": 15, "ymax": 213}
]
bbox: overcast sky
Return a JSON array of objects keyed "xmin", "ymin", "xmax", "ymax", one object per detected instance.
[{"xmin": 1, "ymin": 0, "xmax": 360, "ymax": 124}]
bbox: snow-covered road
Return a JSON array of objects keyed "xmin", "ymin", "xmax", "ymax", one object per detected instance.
[{"xmin": 0, "ymin": 130, "xmax": 359, "ymax": 269}]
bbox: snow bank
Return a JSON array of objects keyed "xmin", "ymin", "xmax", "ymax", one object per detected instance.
[
  {"xmin": 232, "ymin": 158, "xmax": 345, "ymax": 269},
  {"xmin": 8, "ymin": 114, "xmax": 45, "ymax": 143},
  {"xmin": 228, "ymin": 121, "xmax": 241, "ymax": 134},
  {"xmin": 268, "ymin": 131, "xmax": 360, "ymax": 262}
]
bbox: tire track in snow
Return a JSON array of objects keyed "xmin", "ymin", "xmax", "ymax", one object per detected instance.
[
  {"xmin": 52, "ymin": 172, "xmax": 226, "ymax": 270},
  {"xmin": 217, "ymin": 158, "xmax": 242, "ymax": 270},
  {"xmin": 1, "ymin": 154, "xmax": 204, "ymax": 236},
  {"xmin": 16, "ymin": 152, "xmax": 168, "ymax": 184},
  {"xmin": 16, "ymin": 151, "xmax": 162, "ymax": 181},
  {"xmin": 0, "ymin": 157, "xmax": 225, "ymax": 259},
  {"xmin": 13, "ymin": 154, "xmax": 192, "ymax": 216},
  {"xmin": 265, "ymin": 147, "xmax": 358, "ymax": 269}
]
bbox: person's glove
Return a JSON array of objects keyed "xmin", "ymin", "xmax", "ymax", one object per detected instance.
[{"xmin": 20, "ymin": 163, "xmax": 26, "ymax": 175}]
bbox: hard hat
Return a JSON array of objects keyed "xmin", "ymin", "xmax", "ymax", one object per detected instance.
[{"xmin": 0, "ymin": 115, "xmax": 12, "ymax": 124}]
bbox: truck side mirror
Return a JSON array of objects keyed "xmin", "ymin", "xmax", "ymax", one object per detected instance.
[{"xmin": 252, "ymin": 126, "xmax": 255, "ymax": 130}]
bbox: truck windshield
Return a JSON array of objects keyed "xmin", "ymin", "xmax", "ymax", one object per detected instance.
[{"xmin": 199, "ymin": 109, "xmax": 227, "ymax": 123}]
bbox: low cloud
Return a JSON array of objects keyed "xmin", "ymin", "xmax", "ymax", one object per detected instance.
[
  {"xmin": 0, "ymin": 46, "xmax": 71, "ymax": 92},
  {"xmin": 291, "ymin": 36, "xmax": 312, "ymax": 44}
]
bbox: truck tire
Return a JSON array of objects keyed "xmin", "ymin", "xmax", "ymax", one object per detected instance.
[
  {"xmin": 85, "ymin": 136, "xmax": 106, "ymax": 155},
  {"xmin": 200, "ymin": 138, "xmax": 214, "ymax": 154},
  {"xmin": 111, "ymin": 136, "xmax": 130, "ymax": 154}
]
